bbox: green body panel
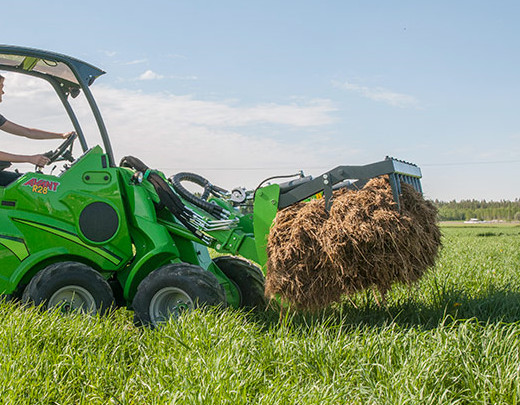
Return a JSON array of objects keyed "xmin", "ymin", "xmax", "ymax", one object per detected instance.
[
  {"xmin": 114, "ymin": 169, "xmax": 180, "ymax": 301},
  {"xmin": 251, "ymin": 184, "xmax": 281, "ymax": 270},
  {"xmin": 113, "ymin": 169, "xmax": 244, "ymax": 307},
  {"xmin": 0, "ymin": 147, "xmax": 133, "ymax": 292},
  {"xmin": 0, "ymin": 235, "xmax": 29, "ymax": 261},
  {"xmin": 0, "ymin": 148, "xmax": 246, "ymax": 306}
]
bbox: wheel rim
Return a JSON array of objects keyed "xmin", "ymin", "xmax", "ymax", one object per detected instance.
[
  {"xmin": 48, "ymin": 285, "xmax": 97, "ymax": 314},
  {"xmin": 228, "ymin": 278, "xmax": 243, "ymax": 306},
  {"xmin": 149, "ymin": 287, "xmax": 194, "ymax": 324}
]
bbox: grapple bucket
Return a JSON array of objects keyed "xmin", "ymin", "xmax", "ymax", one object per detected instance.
[
  {"xmin": 384, "ymin": 158, "xmax": 423, "ymax": 211},
  {"xmin": 277, "ymin": 156, "xmax": 422, "ymax": 211}
]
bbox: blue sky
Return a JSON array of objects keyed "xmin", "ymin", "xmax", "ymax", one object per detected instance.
[{"xmin": 2, "ymin": 1, "xmax": 520, "ymax": 200}]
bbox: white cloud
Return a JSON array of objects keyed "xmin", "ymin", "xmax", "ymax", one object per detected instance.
[
  {"xmin": 170, "ymin": 75, "xmax": 198, "ymax": 80},
  {"xmin": 1, "ymin": 73, "xmax": 349, "ymax": 189},
  {"xmin": 135, "ymin": 71, "xmax": 197, "ymax": 81},
  {"xmin": 101, "ymin": 50, "xmax": 117, "ymax": 57},
  {"xmin": 333, "ymin": 80, "xmax": 419, "ymax": 108},
  {"xmin": 167, "ymin": 54, "xmax": 187, "ymax": 60},
  {"xmin": 90, "ymin": 85, "xmax": 337, "ymax": 129},
  {"xmin": 4, "ymin": 73, "xmax": 520, "ymax": 200},
  {"xmin": 125, "ymin": 59, "xmax": 148, "ymax": 65},
  {"xmin": 95, "ymin": 87, "xmax": 342, "ymax": 188},
  {"xmin": 138, "ymin": 70, "xmax": 164, "ymax": 80}
]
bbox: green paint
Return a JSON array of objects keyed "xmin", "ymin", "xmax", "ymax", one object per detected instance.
[
  {"xmin": 0, "ymin": 235, "xmax": 29, "ymax": 261},
  {"xmin": 252, "ymin": 184, "xmax": 281, "ymax": 269},
  {"xmin": 13, "ymin": 218, "xmax": 121, "ymax": 265}
]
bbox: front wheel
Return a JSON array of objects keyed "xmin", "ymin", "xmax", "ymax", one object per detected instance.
[
  {"xmin": 132, "ymin": 263, "xmax": 227, "ymax": 327},
  {"xmin": 22, "ymin": 261, "xmax": 115, "ymax": 315},
  {"xmin": 213, "ymin": 256, "xmax": 267, "ymax": 309}
]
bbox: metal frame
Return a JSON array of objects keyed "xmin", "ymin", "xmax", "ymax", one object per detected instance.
[
  {"xmin": 278, "ymin": 157, "xmax": 423, "ymax": 211},
  {"xmin": 0, "ymin": 45, "xmax": 115, "ymax": 166}
]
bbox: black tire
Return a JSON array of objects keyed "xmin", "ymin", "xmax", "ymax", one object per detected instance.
[
  {"xmin": 213, "ymin": 256, "xmax": 267, "ymax": 309},
  {"xmin": 108, "ymin": 278, "xmax": 126, "ymax": 308},
  {"xmin": 0, "ymin": 294, "xmax": 13, "ymax": 303},
  {"xmin": 132, "ymin": 263, "xmax": 227, "ymax": 327},
  {"xmin": 22, "ymin": 261, "xmax": 114, "ymax": 315}
]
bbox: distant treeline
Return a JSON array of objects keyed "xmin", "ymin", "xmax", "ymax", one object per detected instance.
[{"xmin": 432, "ymin": 199, "xmax": 520, "ymax": 221}]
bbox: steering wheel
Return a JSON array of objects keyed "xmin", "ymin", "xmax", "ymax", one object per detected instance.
[{"xmin": 43, "ymin": 132, "xmax": 78, "ymax": 164}]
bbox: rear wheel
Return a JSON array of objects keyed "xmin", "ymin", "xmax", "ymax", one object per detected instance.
[
  {"xmin": 132, "ymin": 263, "xmax": 227, "ymax": 327},
  {"xmin": 22, "ymin": 261, "xmax": 114, "ymax": 315},
  {"xmin": 213, "ymin": 256, "xmax": 267, "ymax": 309}
]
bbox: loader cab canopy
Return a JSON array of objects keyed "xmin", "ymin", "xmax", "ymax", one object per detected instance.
[
  {"xmin": 0, "ymin": 45, "xmax": 105, "ymax": 88},
  {"xmin": 0, "ymin": 45, "xmax": 115, "ymax": 166}
]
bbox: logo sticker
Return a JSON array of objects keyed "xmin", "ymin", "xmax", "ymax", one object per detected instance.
[{"xmin": 23, "ymin": 178, "xmax": 60, "ymax": 194}]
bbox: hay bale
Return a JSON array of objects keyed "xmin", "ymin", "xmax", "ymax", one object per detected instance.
[
  {"xmin": 265, "ymin": 199, "xmax": 343, "ymax": 310},
  {"xmin": 265, "ymin": 176, "xmax": 441, "ymax": 311}
]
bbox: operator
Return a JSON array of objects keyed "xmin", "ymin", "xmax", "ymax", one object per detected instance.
[{"xmin": 0, "ymin": 74, "xmax": 74, "ymax": 186}]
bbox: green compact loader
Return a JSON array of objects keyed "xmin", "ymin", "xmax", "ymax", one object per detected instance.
[{"xmin": 0, "ymin": 45, "xmax": 423, "ymax": 326}]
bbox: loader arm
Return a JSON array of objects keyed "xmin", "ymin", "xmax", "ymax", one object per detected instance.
[
  {"xmin": 277, "ymin": 157, "xmax": 422, "ymax": 210},
  {"xmin": 121, "ymin": 156, "xmax": 423, "ymax": 275}
]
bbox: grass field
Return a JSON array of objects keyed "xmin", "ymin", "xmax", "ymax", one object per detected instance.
[{"xmin": 1, "ymin": 224, "xmax": 519, "ymax": 404}]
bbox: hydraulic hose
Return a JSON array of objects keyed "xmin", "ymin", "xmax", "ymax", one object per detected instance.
[
  {"xmin": 170, "ymin": 172, "xmax": 227, "ymax": 219},
  {"xmin": 119, "ymin": 156, "xmax": 214, "ymax": 244}
]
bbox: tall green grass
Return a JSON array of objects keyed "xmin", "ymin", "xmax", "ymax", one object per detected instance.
[{"xmin": 0, "ymin": 224, "xmax": 519, "ymax": 404}]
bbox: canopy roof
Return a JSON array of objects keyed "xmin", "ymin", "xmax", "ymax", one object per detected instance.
[
  {"xmin": 0, "ymin": 45, "xmax": 115, "ymax": 166},
  {"xmin": 0, "ymin": 45, "xmax": 105, "ymax": 87}
]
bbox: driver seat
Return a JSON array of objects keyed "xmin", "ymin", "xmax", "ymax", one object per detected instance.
[{"xmin": 0, "ymin": 161, "xmax": 21, "ymax": 187}]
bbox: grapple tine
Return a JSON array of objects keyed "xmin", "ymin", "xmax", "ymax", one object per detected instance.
[
  {"xmin": 388, "ymin": 173, "xmax": 402, "ymax": 211},
  {"xmin": 386, "ymin": 157, "xmax": 422, "ymax": 211},
  {"xmin": 277, "ymin": 156, "xmax": 423, "ymax": 211}
]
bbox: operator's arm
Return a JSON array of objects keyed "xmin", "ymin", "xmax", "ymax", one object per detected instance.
[
  {"xmin": 0, "ymin": 151, "xmax": 49, "ymax": 167},
  {"xmin": 0, "ymin": 120, "xmax": 72, "ymax": 140}
]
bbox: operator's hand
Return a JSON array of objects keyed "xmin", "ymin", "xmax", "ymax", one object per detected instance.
[
  {"xmin": 28, "ymin": 154, "xmax": 50, "ymax": 168},
  {"xmin": 61, "ymin": 131, "xmax": 76, "ymax": 139}
]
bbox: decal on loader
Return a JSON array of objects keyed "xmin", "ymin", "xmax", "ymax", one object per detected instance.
[{"xmin": 23, "ymin": 178, "xmax": 60, "ymax": 193}]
